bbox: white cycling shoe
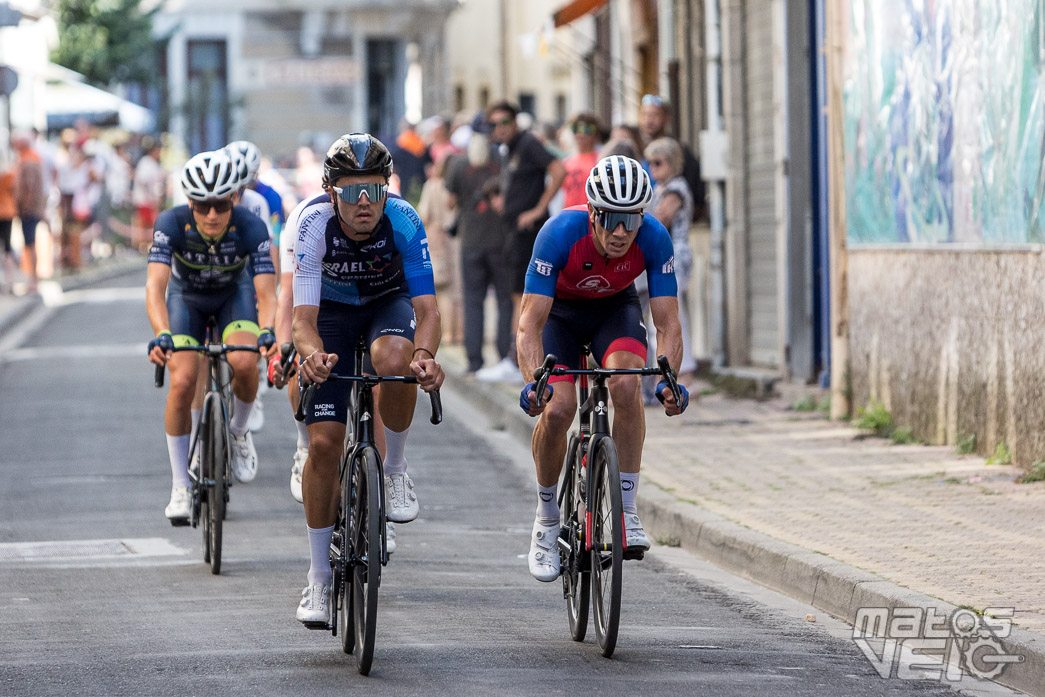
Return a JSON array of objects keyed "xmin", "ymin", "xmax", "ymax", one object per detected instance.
[
  {"xmin": 290, "ymin": 447, "xmax": 307, "ymax": 503},
  {"xmin": 385, "ymin": 474, "xmax": 419, "ymax": 523},
  {"xmin": 230, "ymin": 431, "xmax": 257, "ymax": 483},
  {"xmin": 528, "ymin": 519, "xmax": 561, "ymax": 582},
  {"xmin": 386, "ymin": 522, "xmax": 396, "ymax": 555},
  {"xmin": 624, "ymin": 513, "xmax": 651, "ymax": 553},
  {"xmin": 164, "ymin": 486, "xmax": 191, "ymax": 525},
  {"xmin": 296, "ymin": 583, "xmax": 330, "ymax": 626}
]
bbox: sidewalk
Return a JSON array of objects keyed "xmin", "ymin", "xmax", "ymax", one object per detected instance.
[
  {"xmin": 439, "ymin": 344, "xmax": 1045, "ymax": 696},
  {"xmin": 0, "ymin": 252, "xmax": 146, "ymax": 337}
]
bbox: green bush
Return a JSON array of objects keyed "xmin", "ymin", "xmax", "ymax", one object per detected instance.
[
  {"xmin": 1019, "ymin": 461, "xmax": 1045, "ymax": 484},
  {"xmin": 986, "ymin": 442, "xmax": 1012, "ymax": 466},
  {"xmin": 955, "ymin": 431, "xmax": 977, "ymax": 455},
  {"xmin": 891, "ymin": 425, "xmax": 916, "ymax": 445},
  {"xmin": 854, "ymin": 401, "xmax": 893, "ymax": 437}
]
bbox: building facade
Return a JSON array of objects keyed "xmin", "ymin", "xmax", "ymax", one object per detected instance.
[{"xmin": 154, "ymin": 0, "xmax": 457, "ymax": 161}]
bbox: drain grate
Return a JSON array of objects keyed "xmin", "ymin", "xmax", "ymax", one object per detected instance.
[{"xmin": 0, "ymin": 538, "xmax": 183, "ymax": 562}]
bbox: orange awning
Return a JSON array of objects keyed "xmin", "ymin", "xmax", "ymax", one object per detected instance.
[{"xmin": 553, "ymin": 0, "xmax": 609, "ymax": 28}]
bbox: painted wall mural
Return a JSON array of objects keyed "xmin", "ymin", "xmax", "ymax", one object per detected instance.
[{"xmin": 845, "ymin": 0, "xmax": 1045, "ymax": 244}]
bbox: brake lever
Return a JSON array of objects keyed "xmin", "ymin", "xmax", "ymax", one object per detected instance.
[
  {"xmin": 657, "ymin": 355, "xmax": 682, "ymax": 407},
  {"xmin": 533, "ymin": 354, "xmax": 557, "ymax": 408}
]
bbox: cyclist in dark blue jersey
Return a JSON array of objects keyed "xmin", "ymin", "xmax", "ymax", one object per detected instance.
[
  {"xmin": 291, "ymin": 133, "xmax": 445, "ymax": 626},
  {"xmin": 145, "ymin": 149, "xmax": 277, "ymax": 524},
  {"xmin": 516, "ymin": 155, "xmax": 691, "ymax": 582}
]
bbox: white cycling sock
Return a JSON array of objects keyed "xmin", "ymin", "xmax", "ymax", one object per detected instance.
[
  {"xmin": 620, "ymin": 472, "xmax": 639, "ymax": 515},
  {"xmin": 230, "ymin": 397, "xmax": 253, "ymax": 436},
  {"xmin": 189, "ymin": 409, "xmax": 201, "ymax": 447},
  {"xmin": 166, "ymin": 433, "xmax": 191, "ymax": 488},
  {"xmin": 296, "ymin": 420, "xmax": 309, "ymax": 450},
  {"xmin": 306, "ymin": 524, "xmax": 335, "ymax": 586},
  {"xmin": 383, "ymin": 426, "xmax": 408, "ymax": 475},
  {"xmin": 536, "ymin": 483, "xmax": 559, "ymax": 523}
]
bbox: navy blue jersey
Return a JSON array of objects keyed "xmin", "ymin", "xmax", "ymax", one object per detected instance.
[
  {"xmin": 148, "ymin": 204, "xmax": 274, "ymax": 293},
  {"xmin": 293, "ymin": 194, "xmax": 435, "ymax": 307}
]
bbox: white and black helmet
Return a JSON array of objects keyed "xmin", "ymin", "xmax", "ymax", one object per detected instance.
[
  {"xmin": 181, "ymin": 150, "xmax": 238, "ymax": 201},
  {"xmin": 227, "ymin": 140, "xmax": 261, "ymax": 185},
  {"xmin": 585, "ymin": 155, "xmax": 653, "ymax": 211}
]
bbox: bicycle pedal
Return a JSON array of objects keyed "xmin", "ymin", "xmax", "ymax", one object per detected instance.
[
  {"xmin": 168, "ymin": 517, "xmax": 190, "ymax": 527},
  {"xmin": 623, "ymin": 549, "xmax": 646, "ymax": 561},
  {"xmin": 301, "ymin": 621, "xmax": 329, "ymax": 631}
]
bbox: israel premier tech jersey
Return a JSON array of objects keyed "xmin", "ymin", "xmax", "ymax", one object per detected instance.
[
  {"xmin": 148, "ymin": 204, "xmax": 274, "ymax": 292},
  {"xmin": 524, "ymin": 206, "xmax": 677, "ymax": 300},
  {"xmin": 292, "ymin": 193, "xmax": 435, "ymax": 307}
]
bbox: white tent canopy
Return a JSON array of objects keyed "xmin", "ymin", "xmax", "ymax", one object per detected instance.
[{"xmin": 43, "ymin": 65, "xmax": 155, "ymax": 133}]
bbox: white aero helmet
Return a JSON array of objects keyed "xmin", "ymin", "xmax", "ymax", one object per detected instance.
[
  {"xmin": 585, "ymin": 155, "xmax": 653, "ymax": 211},
  {"xmin": 224, "ymin": 147, "xmax": 251, "ymax": 191},
  {"xmin": 181, "ymin": 150, "xmax": 238, "ymax": 201},
  {"xmin": 228, "ymin": 140, "xmax": 261, "ymax": 185}
]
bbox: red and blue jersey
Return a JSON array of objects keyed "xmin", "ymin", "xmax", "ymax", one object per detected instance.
[{"xmin": 524, "ymin": 206, "xmax": 677, "ymax": 300}]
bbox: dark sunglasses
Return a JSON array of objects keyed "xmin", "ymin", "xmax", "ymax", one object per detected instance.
[
  {"xmin": 192, "ymin": 198, "xmax": 234, "ymax": 214},
  {"xmin": 596, "ymin": 210, "xmax": 644, "ymax": 232},
  {"xmin": 648, "ymin": 159, "xmax": 666, "ymax": 166},
  {"xmin": 332, "ymin": 182, "xmax": 388, "ymax": 204},
  {"xmin": 571, "ymin": 122, "xmax": 598, "ymax": 135},
  {"xmin": 488, "ymin": 117, "xmax": 514, "ymax": 128}
]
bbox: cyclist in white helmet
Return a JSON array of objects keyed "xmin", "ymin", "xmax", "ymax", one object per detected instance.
[
  {"xmin": 229, "ymin": 140, "xmax": 286, "ymax": 260},
  {"xmin": 516, "ymin": 155, "xmax": 690, "ymax": 581},
  {"xmin": 145, "ymin": 149, "xmax": 277, "ymax": 524}
]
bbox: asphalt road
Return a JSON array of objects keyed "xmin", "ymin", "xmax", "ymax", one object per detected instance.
[{"xmin": 0, "ymin": 269, "xmax": 1018, "ymax": 696}]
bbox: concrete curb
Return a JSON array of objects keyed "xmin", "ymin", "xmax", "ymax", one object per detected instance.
[{"xmin": 443, "ymin": 365, "xmax": 1045, "ymax": 696}]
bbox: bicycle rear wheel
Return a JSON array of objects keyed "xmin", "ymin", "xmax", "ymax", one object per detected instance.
[
  {"xmin": 351, "ymin": 446, "xmax": 382, "ymax": 675},
  {"xmin": 589, "ymin": 437, "xmax": 623, "ymax": 657},
  {"xmin": 560, "ymin": 433, "xmax": 590, "ymax": 641}
]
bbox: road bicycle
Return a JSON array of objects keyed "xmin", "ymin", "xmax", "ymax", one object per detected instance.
[
  {"xmin": 533, "ymin": 349, "xmax": 681, "ymax": 657},
  {"xmin": 296, "ymin": 340, "xmax": 442, "ymax": 675},
  {"xmin": 155, "ymin": 336, "xmax": 261, "ymax": 575}
]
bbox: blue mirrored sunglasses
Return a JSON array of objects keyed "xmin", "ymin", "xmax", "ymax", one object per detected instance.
[
  {"xmin": 596, "ymin": 210, "xmax": 644, "ymax": 232},
  {"xmin": 332, "ymin": 182, "xmax": 388, "ymax": 204}
]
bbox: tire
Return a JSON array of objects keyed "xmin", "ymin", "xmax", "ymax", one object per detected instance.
[
  {"xmin": 202, "ymin": 393, "xmax": 226, "ymax": 575},
  {"xmin": 338, "ymin": 447, "xmax": 355, "ymax": 654},
  {"xmin": 560, "ymin": 433, "xmax": 590, "ymax": 641},
  {"xmin": 589, "ymin": 437, "xmax": 623, "ymax": 657},
  {"xmin": 351, "ymin": 447, "xmax": 382, "ymax": 675}
]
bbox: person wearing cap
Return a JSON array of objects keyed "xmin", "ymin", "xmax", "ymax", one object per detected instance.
[{"xmin": 639, "ymin": 94, "xmax": 705, "ymax": 222}]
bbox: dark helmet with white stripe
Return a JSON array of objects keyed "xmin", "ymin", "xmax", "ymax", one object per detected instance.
[
  {"xmin": 585, "ymin": 155, "xmax": 653, "ymax": 211},
  {"xmin": 322, "ymin": 133, "xmax": 393, "ymax": 185}
]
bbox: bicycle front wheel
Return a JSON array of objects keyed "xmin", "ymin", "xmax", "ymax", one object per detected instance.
[
  {"xmin": 560, "ymin": 433, "xmax": 589, "ymax": 641},
  {"xmin": 337, "ymin": 448, "xmax": 354, "ymax": 653},
  {"xmin": 203, "ymin": 394, "xmax": 226, "ymax": 575},
  {"xmin": 590, "ymin": 437, "xmax": 623, "ymax": 657},
  {"xmin": 351, "ymin": 446, "xmax": 382, "ymax": 675}
]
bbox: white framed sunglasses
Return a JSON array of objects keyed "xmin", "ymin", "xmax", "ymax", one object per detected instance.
[{"xmin": 332, "ymin": 182, "xmax": 388, "ymax": 204}]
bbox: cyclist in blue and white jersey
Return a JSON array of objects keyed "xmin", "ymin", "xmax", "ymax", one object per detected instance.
[
  {"xmin": 291, "ymin": 133, "xmax": 444, "ymax": 625},
  {"xmin": 516, "ymin": 156, "xmax": 690, "ymax": 581},
  {"xmin": 145, "ymin": 149, "xmax": 277, "ymax": 524}
]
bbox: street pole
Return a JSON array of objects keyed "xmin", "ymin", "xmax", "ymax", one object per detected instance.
[{"xmin": 825, "ymin": 0, "xmax": 850, "ymax": 419}]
